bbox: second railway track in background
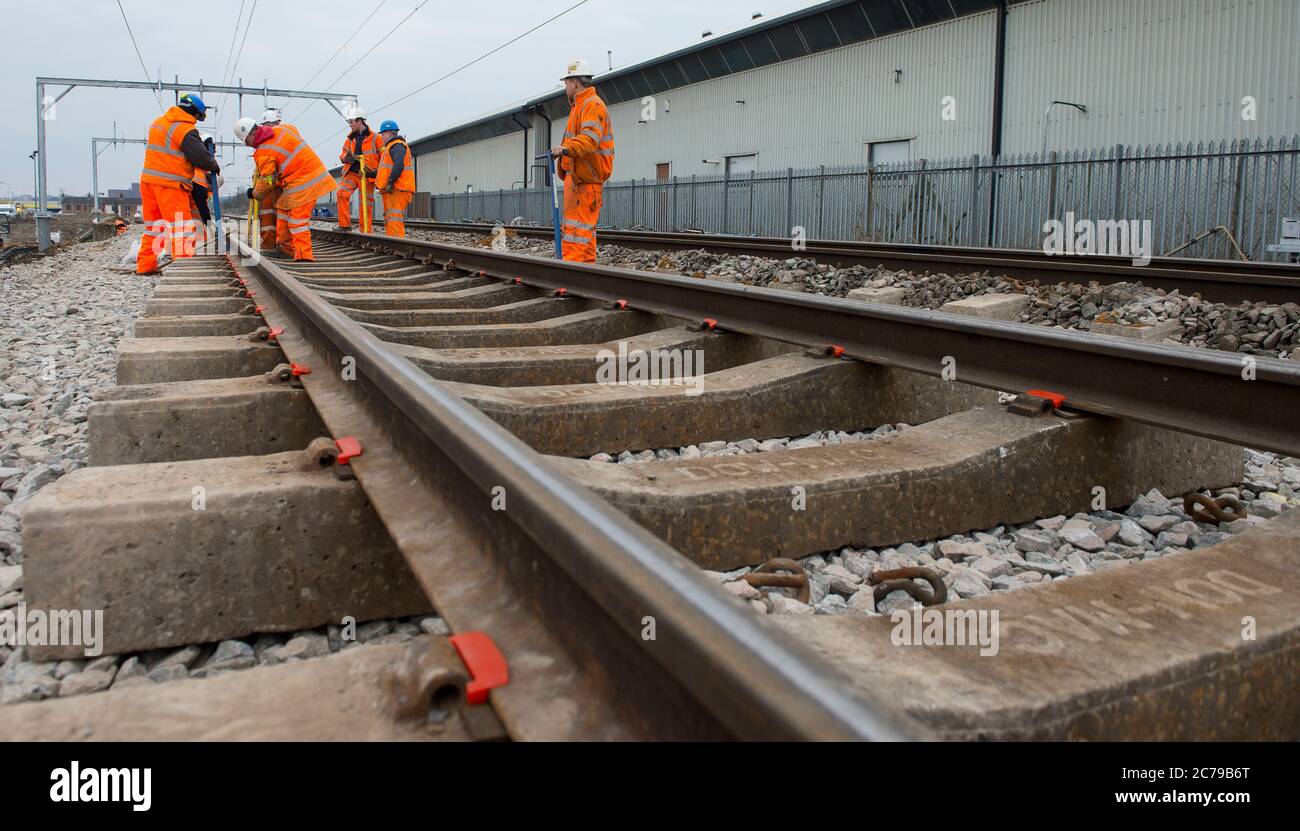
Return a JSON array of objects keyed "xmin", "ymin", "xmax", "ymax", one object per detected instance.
[
  {"xmin": 404, "ymin": 220, "xmax": 1300, "ymax": 305},
  {"xmin": 8, "ymin": 224, "xmax": 1300, "ymax": 741}
]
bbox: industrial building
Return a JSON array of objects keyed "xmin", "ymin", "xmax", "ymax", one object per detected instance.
[{"xmin": 409, "ymin": 0, "xmax": 1300, "ymax": 196}]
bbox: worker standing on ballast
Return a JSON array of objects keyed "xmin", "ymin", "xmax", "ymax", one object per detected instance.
[
  {"xmin": 236, "ymin": 115, "xmax": 337, "ymax": 261},
  {"xmin": 135, "ymin": 92, "xmax": 220, "ymax": 274},
  {"xmin": 336, "ymin": 106, "xmax": 379, "ymax": 232},
  {"xmin": 551, "ymin": 59, "xmax": 614, "ymax": 263},
  {"xmin": 374, "ymin": 120, "xmax": 415, "ymax": 238}
]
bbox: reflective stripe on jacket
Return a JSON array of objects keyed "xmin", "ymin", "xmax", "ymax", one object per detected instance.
[
  {"xmin": 375, "ymin": 137, "xmax": 415, "ymax": 192},
  {"xmin": 253, "ymin": 124, "xmax": 338, "ymax": 208},
  {"xmin": 141, "ymin": 107, "xmax": 199, "ymax": 189},
  {"xmin": 558, "ymin": 86, "xmax": 614, "ymax": 185}
]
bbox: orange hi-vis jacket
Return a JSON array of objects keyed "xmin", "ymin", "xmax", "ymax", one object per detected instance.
[
  {"xmin": 339, "ymin": 129, "xmax": 381, "ymax": 179},
  {"xmin": 558, "ymin": 86, "xmax": 614, "ymax": 185},
  {"xmin": 375, "ymin": 137, "xmax": 415, "ymax": 192},
  {"xmin": 252, "ymin": 125, "xmax": 337, "ymax": 209},
  {"xmin": 141, "ymin": 106, "xmax": 201, "ymax": 190}
]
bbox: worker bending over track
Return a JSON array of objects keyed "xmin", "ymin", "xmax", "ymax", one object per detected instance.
[
  {"xmin": 374, "ymin": 120, "xmax": 414, "ymax": 237},
  {"xmin": 550, "ymin": 59, "xmax": 614, "ymax": 263},
  {"xmin": 336, "ymin": 106, "xmax": 379, "ymax": 232},
  {"xmin": 236, "ymin": 116, "xmax": 337, "ymax": 261},
  {"xmin": 251, "ymin": 109, "xmax": 287, "ymax": 253},
  {"xmin": 135, "ymin": 93, "xmax": 221, "ymax": 274}
]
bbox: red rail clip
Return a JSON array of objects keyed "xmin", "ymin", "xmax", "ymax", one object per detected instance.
[
  {"xmin": 554, "ymin": 287, "xmax": 568, "ymax": 297},
  {"xmin": 702, "ymin": 318, "xmax": 718, "ymax": 331},
  {"xmin": 266, "ymin": 327, "xmax": 284, "ymax": 342},
  {"xmin": 449, "ymin": 631, "xmax": 509, "ymax": 706},
  {"xmin": 254, "ymin": 306, "xmax": 266, "ymax": 315},
  {"xmin": 826, "ymin": 345, "xmax": 845, "ymax": 358},
  {"xmin": 290, "ymin": 363, "xmax": 312, "ymax": 377},
  {"xmin": 478, "ymin": 269, "xmax": 487, "ymax": 277},
  {"xmin": 1026, "ymin": 389, "xmax": 1066, "ymax": 408},
  {"xmin": 245, "ymin": 289, "xmax": 256, "ymax": 297},
  {"xmin": 613, "ymin": 299, "xmax": 628, "ymax": 310},
  {"xmin": 334, "ymin": 436, "xmax": 362, "ymax": 465},
  {"xmin": 513, "ymin": 277, "xmax": 523, "ymax": 285}
]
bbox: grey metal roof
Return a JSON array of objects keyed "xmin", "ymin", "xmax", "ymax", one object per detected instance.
[{"xmin": 409, "ymin": 0, "xmax": 1011, "ymax": 156}]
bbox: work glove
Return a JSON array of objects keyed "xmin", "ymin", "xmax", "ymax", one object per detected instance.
[{"xmin": 246, "ymin": 187, "xmax": 255, "ymax": 199}]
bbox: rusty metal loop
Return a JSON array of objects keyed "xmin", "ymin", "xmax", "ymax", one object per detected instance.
[
  {"xmin": 869, "ymin": 566, "xmax": 948, "ymax": 607},
  {"xmin": 742, "ymin": 557, "xmax": 810, "ymax": 604},
  {"xmin": 1184, "ymin": 493, "xmax": 1247, "ymax": 524}
]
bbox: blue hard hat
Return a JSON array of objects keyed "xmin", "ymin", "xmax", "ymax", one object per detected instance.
[
  {"xmin": 179, "ymin": 93, "xmax": 208, "ymax": 118},
  {"xmin": 379, "ymin": 119, "xmax": 399, "ymax": 132}
]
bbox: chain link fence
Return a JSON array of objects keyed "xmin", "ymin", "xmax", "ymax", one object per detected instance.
[{"xmin": 431, "ymin": 135, "xmax": 1300, "ymax": 261}]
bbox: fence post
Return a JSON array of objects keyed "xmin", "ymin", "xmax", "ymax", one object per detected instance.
[
  {"xmin": 816, "ymin": 165, "xmax": 826, "ymax": 238},
  {"xmin": 672, "ymin": 175, "xmax": 678, "ymax": 230},
  {"xmin": 748, "ymin": 170, "xmax": 755, "ymax": 235},
  {"xmin": 722, "ymin": 165, "xmax": 730, "ymax": 235},
  {"xmin": 967, "ymin": 154, "xmax": 979, "ymax": 246},
  {"xmin": 1112, "ymin": 144, "xmax": 1125, "ymax": 219},
  {"xmin": 785, "ymin": 167, "xmax": 793, "ymax": 235},
  {"xmin": 631, "ymin": 177, "xmax": 636, "ymax": 227},
  {"xmin": 913, "ymin": 159, "xmax": 928, "ymax": 243},
  {"xmin": 691, "ymin": 174, "xmax": 697, "ymax": 229},
  {"xmin": 865, "ymin": 163, "xmax": 875, "ymax": 240},
  {"xmin": 1229, "ymin": 139, "xmax": 1247, "ymax": 248},
  {"xmin": 1047, "ymin": 150, "xmax": 1058, "ymax": 222}
]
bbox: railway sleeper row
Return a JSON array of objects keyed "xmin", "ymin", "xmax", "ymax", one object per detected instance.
[{"xmin": 5, "ymin": 242, "xmax": 1300, "ymax": 740}]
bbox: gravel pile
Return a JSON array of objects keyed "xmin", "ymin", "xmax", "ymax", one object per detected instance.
[
  {"xmin": 402, "ymin": 226, "xmax": 1300, "ymax": 358},
  {"xmin": 587, "ymin": 424, "xmax": 910, "ymax": 464},
  {"xmin": 0, "ymin": 612, "xmax": 451, "ymax": 705},
  {"xmin": 1, "ymin": 232, "xmax": 152, "ymax": 564},
  {"xmin": 696, "ymin": 448, "xmax": 1299, "ymax": 617}
]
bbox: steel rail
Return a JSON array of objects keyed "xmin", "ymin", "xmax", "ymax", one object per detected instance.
[
  {"xmin": 230, "ymin": 230, "xmax": 923, "ymax": 741},
  {"xmin": 320, "ymin": 229, "xmax": 1300, "ymax": 458},
  {"xmin": 405, "ymin": 220, "xmax": 1300, "ymax": 305}
]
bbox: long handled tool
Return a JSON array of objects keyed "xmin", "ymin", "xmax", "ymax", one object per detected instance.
[
  {"xmin": 208, "ymin": 170, "xmax": 222, "ymax": 253},
  {"xmin": 247, "ymin": 196, "xmax": 257, "ymax": 244},
  {"xmin": 359, "ymin": 157, "xmax": 370, "ymax": 233},
  {"xmin": 536, "ymin": 153, "xmax": 562, "ymax": 259}
]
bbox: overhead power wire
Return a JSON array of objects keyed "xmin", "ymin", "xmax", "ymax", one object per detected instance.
[
  {"xmin": 215, "ymin": 0, "xmax": 260, "ymax": 135},
  {"xmin": 300, "ymin": 0, "xmax": 390, "ymax": 89},
  {"xmin": 115, "ymin": 0, "xmax": 164, "ymax": 111},
  {"xmin": 312, "ymin": 0, "xmax": 591, "ymax": 147},
  {"xmin": 292, "ymin": 0, "xmax": 430, "ymax": 121}
]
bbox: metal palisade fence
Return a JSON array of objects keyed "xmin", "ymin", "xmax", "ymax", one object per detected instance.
[{"xmin": 431, "ymin": 135, "xmax": 1300, "ymax": 262}]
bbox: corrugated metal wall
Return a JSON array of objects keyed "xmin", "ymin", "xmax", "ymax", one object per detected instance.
[
  {"xmin": 416, "ymin": 0, "xmax": 1300, "ymax": 196},
  {"xmin": 1001, "ymin": 0, "xmax": 1300, "ymax": 153}
]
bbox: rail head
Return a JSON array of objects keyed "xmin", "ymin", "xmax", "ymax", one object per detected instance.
[{"xmin": 234, "ymin": 232, "xmax": 924, "ymax": 741}]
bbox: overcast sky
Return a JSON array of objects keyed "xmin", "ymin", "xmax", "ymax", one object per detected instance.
[{"xmin": 1, "ymin": 0, "xmax": 796, "ymax": 200}]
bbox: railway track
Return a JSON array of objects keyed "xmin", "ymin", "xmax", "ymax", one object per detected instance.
[
  {"xmin": 6, "ymin": 225, "xmax": 1300, "ymax": 740},
  {"xmin": 405, "ymin": 219, "xmax": 1300, "ymax": 305}
]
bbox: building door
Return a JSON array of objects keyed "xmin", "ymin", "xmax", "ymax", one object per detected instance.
[{"xmin": 656, "ymin": 163, "xmax": 670, "ymax": 229}]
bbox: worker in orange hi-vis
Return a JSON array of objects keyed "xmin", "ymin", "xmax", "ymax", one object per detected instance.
[
  {"xmin": 252, "ymin": 109, "xmax": 287, "ymax": 253},
  {"xmin": 135, "ymin": 93, "xmax": 221, "ymax": 274},
  {"xmin": 374, "ymin": 120, "xmax": 415, "ymax": 238},
  {"xmin": 550, "ymin": 59, "xmax": 614, "ymax": 263},
  {"xmin": 336, "ymin": 106, "xmax": 380, "ymax": 232},
  {"xmin": 236, "ymin": 116, "xmax": 337, "ymax": 261}
]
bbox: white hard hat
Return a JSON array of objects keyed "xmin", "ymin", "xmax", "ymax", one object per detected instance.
[
  {"xmin": 345, "ymin": 103, "xmax": 367, "ymax": 120},
  {"xmin": 561, "ymin": 58, "xmax": 595, "ymax": 80},
  {"xmin": 258, "ymin": 108, "xmax": 282, "ymax": 125},
  {"xmin": 234, "ymin": 116, "xmax": 257, "ymax": 142}
]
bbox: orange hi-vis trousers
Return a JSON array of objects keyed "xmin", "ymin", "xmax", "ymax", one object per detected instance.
[
  {"xmin": 277, "ymin": 200, "xmax": 316, "ymax": 260},
  {"xmin": 381, "ymin": 190, "xmax": 413, "ymax": 237},
  {"xmin": 259, "ymin": 186, "xmax": 282, "ymax": 251},
  {"xmin": 336, "ymin": 172, "xmax": 376, "ymax": 231},
  {"xmin": 136, "ymin": 183, "xmax": 197, "ymax": 273},
  {"xmin": 561, "ymin": 182, "xmax": 603, "ymax": 263}
]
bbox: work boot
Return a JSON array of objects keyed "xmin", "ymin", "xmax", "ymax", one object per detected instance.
[{"xmin": 259, "ymin": 249, "xmax": 290, "ymax": 260}]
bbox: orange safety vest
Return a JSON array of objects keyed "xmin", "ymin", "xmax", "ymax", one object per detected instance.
[
  {"xmin": 140, "ymin": 106, "xmax": 200, "ymax": 190},
  {"xmin": 376, "ymin": 137, "xmax": 415, "ymax": 192},
  {"xmin": 339, "ymin": 129, "xmax": 381, "ymax": 179},
  {"xmin": 253, "ymin": 124, "xmax": 337, "ymax": 208},
  {"xmin": 558, "ymin": 86, "xmax": 614, "ymax": 185}
]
